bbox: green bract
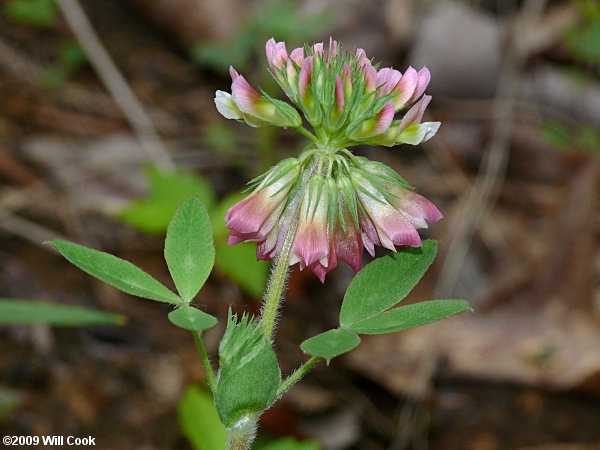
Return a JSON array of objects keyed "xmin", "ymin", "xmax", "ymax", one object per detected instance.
[{"xmin": 216, "ymin": 312, "xmax": 281, "ymax": 427}]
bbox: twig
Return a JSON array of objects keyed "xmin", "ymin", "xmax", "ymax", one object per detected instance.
[
  {"xmin": 435, "ymin": 0, "xmax": 549, "ymax": 297},
  {"xmin": 0, "ymin": 212, "xmax": 68, "ymax": 247},
  {"xmin": 55, "ymin": 0, "xmax": 175, "ymax": 169},
  {"xmin": 390, "ymin": 1, "xmax": 550, "ymax": 449}
]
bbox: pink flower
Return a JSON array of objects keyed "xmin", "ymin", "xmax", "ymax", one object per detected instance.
[
  {"xmin": 218, "ymin": 66, "xmax": 301, "ymax": 128},
  {"xmin": 225, "ymin": 158, "xmax": 300, "ymax": 245},
  {"xmin": 225, "ymin": 156, "xmax": 442, "ymax": 282},
  {"xmin": 218, "ymin": 39, "xmax": 444, "ymax": 282},
  {"xmin": 292, "ymin": 176, "xmax": 330, "ymax": 268},
  {"xmin": 265, "ymin": 38, "xmax": 288, "ymax": 70},
  {"xmin": 372, "ymin": 95, "xmax": 441, "ymax": 146}
]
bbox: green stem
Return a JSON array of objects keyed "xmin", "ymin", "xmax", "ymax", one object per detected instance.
[
  {"xmin": 277, "ymin": 356, "xmax": 321, "ymax": 397},
  {"xmin": 260, "ymin": 157, "xmax": 318, "ymax": 340},
  {"xmin": 295, "ymin": 125, "xmax": 317, "ymax": 142},
  {"xmin": 192, "ymin": 330, "xmax": 217, "ymax": 393}
]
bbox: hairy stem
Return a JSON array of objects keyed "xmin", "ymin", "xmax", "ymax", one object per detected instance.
[
  {"xmin": 259, "ymin": 222, "xmax": 297, "ymax": 340},
  {"xmin": 259, "ymin": 158, "xmax": 318, "ymax": 340},
  {"xmin": 192, "ymin": 331, "xmax": 217, "ymax": 393},
  {"xmin": 277, "ymin": 356, "xmax": 321, "ymax": 397},
  {"xmin": 226, "ymin": 414, "xmax": 258, "ymax": 450}
]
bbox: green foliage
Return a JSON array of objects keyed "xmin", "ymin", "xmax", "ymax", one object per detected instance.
[
  {"xmin": 565, "ymin": 0, "xmax": 600, "ymax": 64},
  {"xmin": 118, "ymin": 164, "xmax": 216, "ymax": 235},
  {"xmin": 205, "ymin": 123, "xmax": 240, "ymax": 159},
  {"xmin": 36, "ymin": 41, "xmax": 87, "ymax": 89},
  {"xmin": 540, "ymin": 121, "xmax": 571, "ymax": 151},
  {"xmin": 50, "ymin": 240, "xmax": 182, "ymax": 304},
  {"xmin": 216, "ymin": 312, "xmax": 281, "ymax": 427},
  {"xmin": 298, "ymin": 241, "xmax": 470, "ymax": 362},
  {"xmin": 4, "ymin": 0, "xmax": 57, "ymax": 28},
  {"xmin": 541, "ymin": 120, "xmax": 600, "ymax": 156},
  {"xmin": 165, "ymin": 198, "xmax": 215, "ymax": 302},
  {"xmin": 340, "ymin": 241, "xmax": 437, "ymax": 328},
  {"xmin": 168, "ymin": 306, "xmax": 217, "ymax": 332},
  {"xmin": 191, "ymin": 0, "xmax": 331, "ymax": 73},
  {"xmin": 178, "ymin": 385, "xmax": 226, "ymax": 450},
  {"xmin": 258, "ymin": 437, "xmax": 321, "ymax": 450},
  {"xmin": 0, "ymin": 387, "xmax": 22, "ymax": 421},
  {"xmin": 0, "ymin": 298, "xmax": 125, "ymax": 326},
  {"xmin": 59, "ymin": 40, "xmax": 87, "ymax": 71},
  {"xmin": 347, "ymin": 300, "xmax": 471, "ymax": 335},
  {"xmin": 300, "ymin": 329, "xmax": 360, "ymax": 362},
  {"xmin": 38, "ymin": 66, "xmax": 67, "ymax": 89}
]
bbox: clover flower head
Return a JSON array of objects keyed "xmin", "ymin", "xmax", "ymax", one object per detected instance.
[{"xmin": 216, "ymin": 38, "xmax": 443, "ymax": 281}]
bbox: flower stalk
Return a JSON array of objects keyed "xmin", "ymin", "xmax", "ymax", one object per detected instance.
[
  {"xmin": 260, "ymin": 215, "xmax": 298, "ymax": 340},
  {"xmin": 192, "ymin": 331, "xmax": 217, "ymax": 393}
]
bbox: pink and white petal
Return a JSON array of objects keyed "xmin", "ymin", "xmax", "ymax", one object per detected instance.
[
  {"xmin": 408, "ymin": 67, "xmax": 431, "ymax": 103},
  {"xmin": 290, "ymin": 47, "xmax": 304, "ymax": 65},
  {"xmin": 307, "ymin": 247, "xmax": 337, "ymax": 283},
  {"xmin": 293, "ymin": 185, "xmax": 329, "ymax": 266},
  {"xmin": 358, "ymin": 211, "xmax": 381, "ymax": 255},
  {"xmin": 421, "ymin": 121, "xmax": 441, "ymax": 142},
  {"xmin": 298, "ymin": 56, "xmax": 313, "ymax": 101},
  {"xmin": 355, "ymin": 48, "xmax": 367, "ymax": 63},
  {"xmin": 396, "ymin": 121, "xmax": 439, "ymax": 145},
  {"xmin": 293, "ymin": 223, "xmax": 329, "ymax": 266},
  {"xmin": 214, "ymin": 91, "xmax": 243, "ymax": 120},
  {"xmin": 334, "ymin": 225, "xmax": 363, "ymax": 272},
  {"xmin": 328, "ymin": 37, "xmax": 339, "ymax": 59},
  {"xmin": 342, "ymin": 63, "xmax": 351, "ymax": 82},
  {"xmin": 265, "ymin": 38, "xmax": 276, "ymax": 61},
  {"xmin": 356, "ymin": 179, "xmax": 422, "ymax": 249},
  {"xmin": 377, "ymin": 68, "xmax": 402, "ymax": 96},
  {"xmin": 286, "ymin": 59, "xmax": 298, "ymax": 86},
  {"xmin": 313, "ymin": 42, "xmax": 324, "ymax": 54},
  {"xmin": 225, "ymin": 192, "xmax": 273, "ymax": 233},
  {"xmin": 256, "ymin": 225, "xmax": 279, "ymax": 260},
  {"xmin": 229, "ymin": 66, "xmax": 240, "ymax": 81},
  {"xmin": 272, "ymin": 41, "xmax": 289, "ymax": 68},
  {"xmin": 227, "ymin": 230, "xmax": 251, "ymax": 245},
  {"xmin": 231, "ymin": 75, "xmax": 262, "ymax": 115},
  {"xmin": 372, "ymin": 101, "xmax": 395, "ymax": 135},
  {"xmin": 396, "ymin": 190, "xmax": 443, "ymax": 224},
  {"xmin": 392, "ymin": 66, "xmax": 418, "ymax": 110},
  {"xmin": 363, "ymin": 64, "xmax": 378, "ymax": 93},
  {"xmin": 363, "ymin": 197, "xmax": 422, "ymax": 248},
  {"xmin": 399, "ymin": 95, "xmax": 431, "ymax": 130},
  {"xmin": 348, "ymin": 100, "xmax": 395, "ymax": 139},
  {"xmin": 335, "ymin": 75, "xmax": 345, "ymax": 113},
  {"xmin": 370, "ymin": 124, "xmax": 400, "ymax": 147}
]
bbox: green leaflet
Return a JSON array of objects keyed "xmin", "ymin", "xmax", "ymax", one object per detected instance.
[
  {"xmin": 0, "ymin": 298, "xmax": 124, "ymax": 327},
  {"xmin": 300, "ymin": 328, "xmax": 360, "ymax": 362},
  {"xmin": 165, "ymin": 198, "xmax": 215, "ymax": 303},
  {"xmin": 340, "ymin": 240, "xmax": 437, "ymax": 328},
  {"xmin": 50, "ymin": 240, "xmax": 182, "ymax": 305},
  {"xmin": 347, "ymin": 300, "xmax": 472, "ymax": 335},
  {"xmin": 168, "ymin": 306, "xmax": 217, "ymax": 332}
]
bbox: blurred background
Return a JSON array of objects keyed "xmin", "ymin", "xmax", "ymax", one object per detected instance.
[{"xmin": 0, "ymin": 0, "xmax": 599, "ymax": 448}]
